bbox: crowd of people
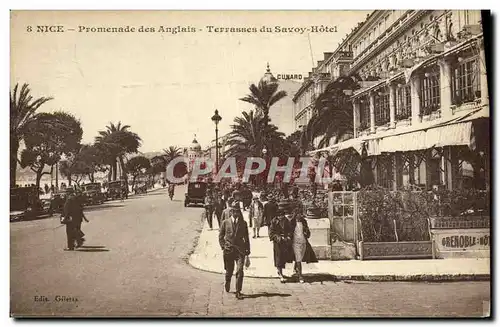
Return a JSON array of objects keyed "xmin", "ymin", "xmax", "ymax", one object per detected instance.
[{"xmin": 205, "ymin": 180, "xmax": 330, "ymax": 299}]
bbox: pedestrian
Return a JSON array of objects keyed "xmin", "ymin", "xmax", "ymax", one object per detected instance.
[
  {"xmin": 62, "ymin": 189, "xmax": 88, "ymax": 250},
  {"xmin": 288, "ymin": 206, "xmax": 318, "ymax": 283},
  {"xmin": 213, "ymin": 193, "xmax": 224, "ymax": 229},
  {"xmin": 262, "ymin": 194, "xmax": 278, "ymax": 227},
  {"xmin": 50, "ymin": 184, "xmax": 55, "ymax": 193},
  {"xmin": 269, "ymin": 202, "xmax": 294, "ymax": 283},
  {"xmin": 218, "ymin": 202, "xmax": 250, "ymax": 300},
  {"xmin": 291, "ymin": 183, "xmax": 299, "ymax": 200},
  {"xmin": 221, "ymin": 197, "xmax": 234, "ymax": 222},
  {"xmin": 204, "ymin": 192, "xmax": 214, "ymax": 229},
  {"xmin": 249, "ymin": 195, "xmax": 264, "ymax": 238},
  {"xmin": 241, "ymin": 186, "xmax": 252, "ymax": 211},
  {"xmin": 44, "ymin": 184, "xmax": 49, "ymax": 194}
]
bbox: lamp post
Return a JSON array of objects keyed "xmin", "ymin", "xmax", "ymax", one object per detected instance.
[
  {"xmin": 211, "ymin": 109, "xmax": 222, "ymax": 173},
  {"xmin": 261, "ymin": 147, "xmax": 268, "ymax": 187}
]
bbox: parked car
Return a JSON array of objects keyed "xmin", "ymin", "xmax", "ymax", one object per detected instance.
[
  {"xmin": 107, "ymin": 181, "xmax": 127, "ymax": 200},
  {"xmin": 50, "ymin": 189, "xmax": 72, "ymax": 213},
  {"xmin": 82, "ymin": 182, "xmax": 105, "ymax": 205},
  {"xmin": 184, "ymin": 181, "xmax": 207, "ymax": 207},
  {"xmin": 134, "ymin": 183, "xmax": 148, "ymax": 194},
  {"xmin": 10, "ymin": 187, "xmax": 52, "ymax": 222}
]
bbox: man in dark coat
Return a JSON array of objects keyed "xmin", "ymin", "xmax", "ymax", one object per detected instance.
[
  {"xmin": 213, "ymin": 193, "xmax": 224, "ymax": 229},
  {"xmin": 240, "ymin": 186, "xmax": 253, "ymax": 212},
  {"xmin": 62, "ymin": 190, "xmax": 88, "ymax": 250},
  {"xmin": 269, "ymin": 205, "xmax": 294, "ymax": 282},
  {"xmin": 219, "ymin": 202, "xmax": 250, "ymax": 299},
  {"xmin": 262, "ymin": 195, "xmax": 278, "ymax": 227}
]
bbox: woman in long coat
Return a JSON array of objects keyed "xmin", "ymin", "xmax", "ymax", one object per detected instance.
[
  {"xmin": 289, "ymin": 207, "xmax": 318, "ymax": 283},
  {"xmin": 269, "ymin": 208, "xmax": 294, "ymax": 282},
  {"xmin": 248, "ymin": 196, "xmax": 264, "ymax": 238}
]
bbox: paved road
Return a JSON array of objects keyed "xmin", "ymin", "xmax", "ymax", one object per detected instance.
[{"xmin": 10, "ymin": 187, "xmax": 490, "ymax": 317}]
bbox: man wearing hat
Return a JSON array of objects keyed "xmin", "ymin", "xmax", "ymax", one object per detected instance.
[
  {"xmin": 249, "ymin": 194, "xmax": 264, "ymax": 238},
  {"xmin": 262, "ymin": 193, "xmax": 277, "ymax": 227},
  {"xmin": 268, "ymin": 201, "xmax": 294, "ymax": 282},
  {"xmin": 218, "ymin": 201, "xmax": 250, "ymax": 299}
]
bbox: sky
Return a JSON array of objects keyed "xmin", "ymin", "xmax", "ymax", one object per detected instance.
[{"xmin": 10, "ymin": 10, "xmax": 371, "ymax": 153}]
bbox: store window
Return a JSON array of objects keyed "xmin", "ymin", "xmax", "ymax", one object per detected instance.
[
  {"xmin": 420, "ymin": 67, "xmax": 441, "ymax": 115},
  {"xmin": 396, "ymin": 82, "xmax": 412, "ymax": 120},
  {"xmin": 374, "ymin": 87, "xmax": 390, "ymax": 126},
  {"xmin": 358, "ymin": 95, "xmax": 370, "ymax": 131},
  {"xmin": 452, "ymin": 55, "xmax": 481, "ymax": 105}
]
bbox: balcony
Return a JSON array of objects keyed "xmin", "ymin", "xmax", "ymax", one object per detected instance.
[{"xmin": 334, "ymin": 51, "xmax": 354, "ymax": 62}]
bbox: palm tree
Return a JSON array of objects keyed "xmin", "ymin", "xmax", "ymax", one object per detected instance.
[
  {"xmin": 225, "ymin": 111, "xmax": 287, "ymax": 185},
  {"xmin": 95, "ymin": 122, "xmax": 141, "ymax": 182},
  {"xmin": 162, "ymin": 146, "xmax": 183, "ymax": 164},
  {"xmin": 10, "ymin": 83, "xmax": 52, "ymax": 187},
  {"xmin": 307, "ymin": 75, "xmax": 360, "ymax": 149},
  {"xmin": 239, "ymin": 80, "xmax": 287, "ymax": 124},
  {"xmin": 225, "ymin": 111, "xmax": 285, "ymax": 159},
  {"xmin": 305, "ymin": 75, "xmax": 361, "ymax": 180}
]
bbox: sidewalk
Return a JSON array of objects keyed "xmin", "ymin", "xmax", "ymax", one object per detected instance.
[{"xmin": 189, "ymin": 211, "xmax": 490, "ymax": 281}]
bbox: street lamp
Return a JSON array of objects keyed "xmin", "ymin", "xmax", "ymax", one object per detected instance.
[
  {"xmin": 261, "ymin": 147, "xmax": 268, "ymax": 187},
  {"xmin": 211, "ymin": 109, "xmax": 222, "ymax": 173}
]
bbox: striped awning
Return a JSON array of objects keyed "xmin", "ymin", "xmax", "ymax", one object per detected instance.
[
  {"xmin": 309, "ymin": 106, "xmax": 489, "ymax": 157},
  {"xmin": 373, "ymin": 121, "xmax": 473, "ymax": 154}
]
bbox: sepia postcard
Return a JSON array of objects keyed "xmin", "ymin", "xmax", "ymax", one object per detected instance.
[{"xmin": 9, "ymin": 10, "xmax": 491, "ymax": 318}]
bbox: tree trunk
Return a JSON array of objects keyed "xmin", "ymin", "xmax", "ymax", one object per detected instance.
[
  {"xmin": 10, "ymin": 138, "xmax": 19, "ymax": 188},
  {"xmin": 112, "ymin": 159, "xmax": 117, "ymax": 181},
  {"xmin": 108, "ymin": 165, "xmax": 112, "ymax": 182},
  {"xmin": 131, "ymin": 175, "xmax": 137, "ymax": 192},
  {"xmin": 35, "ymin": 168, "xmax": 44, "ymax": 199},
  {"xmin": 67, "ymin": 175, "xmax": 71, "ymax": 186},
  {"xmin": 118, "ymin": 155, "xmax": 128, "ymax": 191}
]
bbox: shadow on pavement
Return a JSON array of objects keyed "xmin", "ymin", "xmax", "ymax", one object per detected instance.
[
  {"xmin": 302, "ymin": 274, "xmax": 340, "ymax": 284},
  {"xmin": 242, "ymin": 292, "xmax": 291, "ymax": 299},
  {"xmin": 10, "ymin": 214, "xmax": 55, "ymax": 223},
  {"xmin": 75, "ymin": 245, "xmax": 109, "ymax": 252}
]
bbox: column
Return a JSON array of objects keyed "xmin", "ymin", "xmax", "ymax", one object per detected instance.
[
  {"xmin": 439, "ymin": 58, "xmax": 453, "ymax": 118},
  {"xmin": 410, "ymin": 76, "xmax": 421, "ymax": 125},
  {"xmin": 369, "ymin": 92, "xmax": 375, "ymax": 133},
  {"xmin": 389, "ymin": 83, "xmax": 396, "ymax": 128},
  {"xmin": 479, "ymin": 39, "xmax": 489, "ymax": 107},
  {"xmin": 392, "ymin": 153, "xmax": 399, "ymax": 191},
  {"xmin": 443, "ymin": 147, "xmax": 453, "ymax": 190},
  {"xmin": 353, "ymin": 99, "xmax": 360, "ymax": 138}
]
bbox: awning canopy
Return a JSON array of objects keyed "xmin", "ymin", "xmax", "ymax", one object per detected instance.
[
  {"xmin": 373, "ymin": 121, "xmax": 473, "ymax": 154},
  {"xmin": 308, "ymin": 106, "xmax": 489, "ymax": 157},
  {"xmin": 307, "ymin": 137, "xmax": 366, "ymax": 156}
]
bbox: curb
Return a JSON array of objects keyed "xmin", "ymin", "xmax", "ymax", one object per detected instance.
[{"xmin": 189, "ymin": 257, "xmax": 490, "ymax": 282}]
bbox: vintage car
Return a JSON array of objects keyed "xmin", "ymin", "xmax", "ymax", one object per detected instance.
[
  {"xmin": 82, "ymin": 182, "xmax": 105, "ymax": 205},
  {"xmin": 10, "ymin": 187, "xmax": 52, "ymax": 222},
  {"xmin": 134, "ymin": 182, "xmax": 148, "ymax": 194},
  {"xmin": 107, "ymin": 181, "xmax": 128, "ymax": 200},
  {"xmin": 50, "ymin": 189, "xmax": 72, "ymax": 213},
  {"xmin": 184, "ymin": 181, "xmax": 208, "ymax": 207}
]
